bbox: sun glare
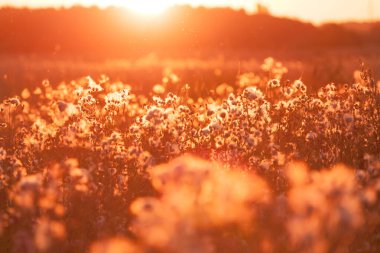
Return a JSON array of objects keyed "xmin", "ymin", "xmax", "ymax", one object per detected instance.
[{"xmin": 124, "ymin": 1, "xmax": 173, "ymax": 15}]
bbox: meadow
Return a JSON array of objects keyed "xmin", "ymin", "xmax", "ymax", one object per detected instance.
[
  {"xmin": 2, "ymin": 46, "xmax": 380, "ymax": 100},
  {"xmin": 1, "ymin": 56, "xmax": 380, "ymax": 253}
]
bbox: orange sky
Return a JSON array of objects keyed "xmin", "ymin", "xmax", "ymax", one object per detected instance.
[{"xmin": 0, "ymin": 0, "xmax": 379, "ymax": 23}]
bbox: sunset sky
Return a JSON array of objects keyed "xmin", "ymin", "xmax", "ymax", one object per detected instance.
[{"xmin": 0, "ymin": 0, "xmax": 379, "ymax": 23}]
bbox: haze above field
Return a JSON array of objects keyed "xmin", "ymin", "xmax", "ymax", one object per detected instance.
[
  {"xmin": 0, "ymin": 4, "xmax": 379, "ymax": 96},
  {"xmin": 0, "ymin": 0, "xmax": 380, "ymax": 23},
  {"xmin": 0, "ymin": 3, "xmax": 379, "ymax": 97},
  {"xmin": 0, "ymin": 5, "xmax": 379, "ymax": 59}
]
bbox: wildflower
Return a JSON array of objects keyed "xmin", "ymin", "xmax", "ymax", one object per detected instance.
[
  {"xmin": 268, "ymin": 79, "xmax": 281, "ymax": 88},
  {"xmin": 305, "ymin": 132, "xmax": 318, "ymax": 142},
  {"xmin": 87, "ymin": 76, "xmax": 103, "ymax": 92},
  {"xmin": 57, "ymin": 101, "xmax": 68, "ymax": 112},
  {"xmin": 21, "ymin": 88, "xmax": 31, "ymax": 99},
  {"xmin": 7, "ymin": 97, "xmax": 21, "ymax": 107},
  {"xmin": 12, "ymin": 175, "xmax": 42, "ymax": 209},
  {"xmin": 216, "ymin": 109, "xmax": 229, "ymax": 121},
  {"xmin": 293, "ymin": 80, "xmax": 307, "ymax": 93},
  {"xmin": 200, "ymin": 126, "xmax": 211, "ymax": 136},
  {"xmin": 105, "ymin": 89, "xmax": 130, "ymax": 106},
  {"xmin": 243, "ymin": 86, "xmax": 264, "ymax": 101},
  {"xmin": 343, "ymin": 113, "xmax": 354, "ymax": 124},
  {"xmin": 42, "ymin": 79, "xmax": 50, "ymax": 87},
  {"xmin": 0, "ymin": 147, "xmax": 6, "ymax": 160},
  {"xmin": 164, "ymin": 92, "xmax": 179, "ymax": 105},
  {"xmin": 281, "ymin": 86, "xmax": 294, "ymax": 98},
  {"xmin": 152, "ymin": 84, "xmax": 165, "ymax": 95},
  {"xmin": 74, "ymin": 86, "xmax": 84, "ymax": 96},
  {"xmin": 35, "ymin": 218, "xmax": 66, "ymax": 252},
  {"xmin": 261, "ymin": 57, "xmax": 275, "ymax": 72},
  {"xmin": 89, "ymin": 238, "xmax": 140, "ymax": 253},
  {"xmin": 216, "ymin": 83, "xmax": 234, "ymax": 96}
]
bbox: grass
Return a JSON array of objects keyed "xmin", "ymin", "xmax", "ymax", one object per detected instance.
[{"xmin": 0, "ymin": 58, "xmax": 380, "ymax": 253}]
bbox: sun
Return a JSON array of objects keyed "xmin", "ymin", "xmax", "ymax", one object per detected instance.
[{"xmin": 124, "ymin": 1, "xmax": 173, "ymax": 15}]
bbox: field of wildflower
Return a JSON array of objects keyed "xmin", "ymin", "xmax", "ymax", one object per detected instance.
[{"xmin": 1, "ymin": 57, "xmax": 380, "ymax": 253}]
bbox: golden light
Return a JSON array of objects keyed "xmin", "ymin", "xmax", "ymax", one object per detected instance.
[{"xmin": 122, "ymin": 0, "xmax": 174, "ymax": 15}]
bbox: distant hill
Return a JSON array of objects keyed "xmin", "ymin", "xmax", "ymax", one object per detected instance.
[
  {"xmin": 0, "ymin": 6, "xmax": 379, "ymax": 59},
  {"xmin": 341, "ymin": 22, "xmax": 378, "ymax": 34}
]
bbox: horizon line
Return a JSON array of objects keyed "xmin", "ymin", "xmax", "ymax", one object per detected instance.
[{"xmin": 0, "ymin": 3, "xmax": 379, "ymax": 25}]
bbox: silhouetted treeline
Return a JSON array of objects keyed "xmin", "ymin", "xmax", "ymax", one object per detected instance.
[{"xmin": 0, "ymin": 6, "xmax": 379, "ymax": 58}]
